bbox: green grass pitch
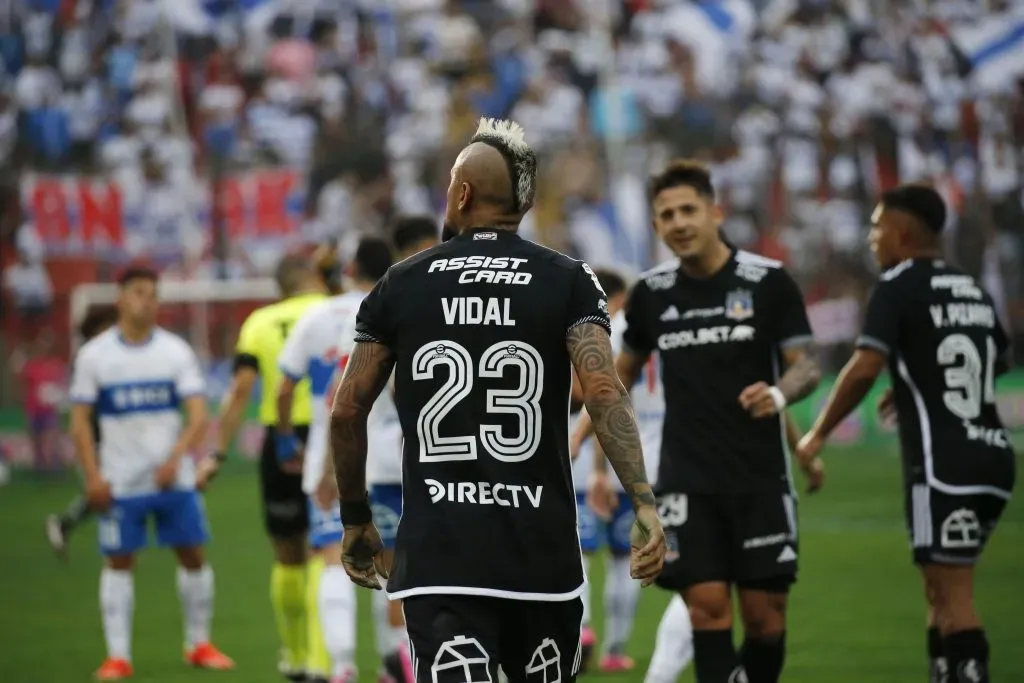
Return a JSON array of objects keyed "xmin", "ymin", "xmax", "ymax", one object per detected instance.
[{"xmin": 1, "ymin": 447, "xmax": 1020, "ymax": 683}]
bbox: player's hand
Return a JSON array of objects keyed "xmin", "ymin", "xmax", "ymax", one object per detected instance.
[
  {"xmin": 795, "ymin": 431, "xmax": 826, "ymax": 494},
  {"xmin": 877, "ymin": 388, "xmax": 897, "ymax": 425},
  {"xmin": 630, "ymin": 505, "xmax": 666, "ymax": 587},
  {"xmin": 85, "ymin": 476, "xmax": 113, "ymax": 511},
  {"xmin": 340, "ymin": 523, "xmax": 388, "ymax": 590},
  {"xmin": 195, "ymin": 457, "xmax": 221, "ymax": 491},
  {"xmin": 800, "ymin": 455, "xmax": 825, "ymax": 494},
  {"xmin": 154, "ymin": 458, "xmax": 180, "ymax": 489},
  {"xmin": 586, "ymin": 472, "xmax": 617, "ymax": 521},
  {"xmin": 738, "ymin": 381, "xmax": 783, "ymax": 418},
  {"xmin": 314, "ymin": 471, "xmax": 339, "ymax": 511}
]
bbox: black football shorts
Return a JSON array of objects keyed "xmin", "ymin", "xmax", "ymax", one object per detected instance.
[
  {"xmin": 905, "ymin": 482, "xmax": 1011, "ymax": 566},
  {"xmin": 259, "ymin": 424, "xmax": 309, "ymax": 539},
  {"xmin": 403, "ymin": 594, "xmax": 584, "ymax": 683},
  {"xmin": 655, "ymin": 491, "xmax": 799, "ymax": 592}
]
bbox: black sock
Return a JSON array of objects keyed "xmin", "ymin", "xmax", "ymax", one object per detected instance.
[
  {"xmin": 693, "ymin": 629, "xmax": 741, "ymax": 683},
  {"xmin": 740, "ymin": 632, "xmax": 785, "ymax": 683},
  {"xmin": 59, "ymin": 495, "xmax": 91, "ymax": 532},
  {"xmin": 944, "ymin": 629, "xmax": 989, "ymax": 683},
  {"xmin": 929, "ymin": 626, "xmax": 948, "ymax": 683}
]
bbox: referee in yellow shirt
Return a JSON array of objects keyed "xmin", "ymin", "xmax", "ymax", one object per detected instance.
[{"xmin": 210, "ymin": 253, "xmax": 327, "ymax": 682}]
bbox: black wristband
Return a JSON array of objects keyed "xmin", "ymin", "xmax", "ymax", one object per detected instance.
[
  {"xmin": 213, "ymin": 451, "xmax": 228, "ymax": 464},
  {"xmin": 340, "ymin": 498, "xmax": 373, "ymax": 526}
]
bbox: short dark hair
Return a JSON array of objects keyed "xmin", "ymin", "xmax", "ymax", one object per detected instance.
[
  {"xmin": 116, "ymin": 264, "xmax": 158, "ymax": 287},
  {"xmin": 392, "ymin": 216, "xmax": 438, "ymax": 253},
  {"xmin": 354, "ymin": 237, "xmax": 393, "ymax": 282},
  {"xmin": 275, "ymin": 253, "xmax": 315, "ymax": 296},
  {"xmin": 593, "ymin": 268, "xmax": 628, "ymax": 299},
  {"xmin": 881, "ymin": 184, "xmax": 947, "ymax": 234},
  {"xmin": 648, "ymin": 160, "xmax": 715, "ymax": 203},
  {"xmin": 79, "ymin": 305, "xmax": 119, "ymax": 340}
]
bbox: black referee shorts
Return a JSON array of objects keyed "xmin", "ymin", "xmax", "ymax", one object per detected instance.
[
  {"xmin": 656, "ymin": 491, "xmax": 799, "ymax": 592},
  {"xmin": 403, "ymin": 594, "xmax": 584, "ymax": 683},
  {"xmin": 259, "ymin": 424, "xmax": 309, "ymax": 539}
]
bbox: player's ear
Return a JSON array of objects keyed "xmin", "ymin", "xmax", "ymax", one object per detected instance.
[
  {"xmin": 458, "ymin": 182, "xmax": 472, "ymax": 211},
  {"xmin": 711, "ymin": 202, "xmax": 724, "ymax": 226}
]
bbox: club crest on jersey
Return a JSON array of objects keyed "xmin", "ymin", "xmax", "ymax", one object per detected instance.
[{"xmin": 725, "ymin": 289, "xmax": 754, "ymax": 321}]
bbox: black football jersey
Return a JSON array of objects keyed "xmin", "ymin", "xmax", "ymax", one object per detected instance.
[
  {"xmin": 354, "ymin": 227, "xmax": 611, "ymax": 600},
  {"xmin": 622, "ymin": 249, "xmax": 813, "ymax": 494},
  {"xmin": 857, "ymin": 259, "xmax": 1015, "ymax": 495}
]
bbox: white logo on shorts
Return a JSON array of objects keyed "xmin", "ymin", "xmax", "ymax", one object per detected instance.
[
  {"xmin": 525, "ymin": 638, "xmax": 561, "ymax": 683},
  {"xmin": 776, "ymin": 546, "xmax": 798, "ymax": 563},
  {"xmin": 728, "ymin": 666, "xmax": 749, "ymax": 683},
  {"xmin": 959, "ymin": 659, "xmax": 984, "ymax": 682},
  {"xmin": 433, "ymin": 635, "xmax": 492, "ymax": 683},
  {"xmin": 940, "ymin": 509, "xmax": 981, "ymax": 549},
  {"xmin": 657, "ymin": 494, "xmax": 687, "ymax": 527}
]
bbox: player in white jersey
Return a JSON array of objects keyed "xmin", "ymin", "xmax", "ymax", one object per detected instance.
[
  {"xmin": 335, "ymin": 217, "xmax": 439, "ymax": 683},
  {"xmin": 568, "ymin": 269, "xmax": 683, "ymax": 675},
  {"xmin": 276, "ymin": 237, "xmax": 393, "ymax": 683},
  {"xmin": 68, "ymin": 266, "xmax": 234, "ymax": 681}
]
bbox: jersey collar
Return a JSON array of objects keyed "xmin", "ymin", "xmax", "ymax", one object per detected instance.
[
  {"xmin": 456, "ymin": 227, "xmax": 519, "ymax": 241},
  {"xmin": 676, "ymin": 247, "xmax": 738, "ymax": 285}
]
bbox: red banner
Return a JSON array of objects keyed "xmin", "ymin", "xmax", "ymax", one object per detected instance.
[{"xmin": 21, "ymin": 168, "xmax": 308, "ymax": 258}]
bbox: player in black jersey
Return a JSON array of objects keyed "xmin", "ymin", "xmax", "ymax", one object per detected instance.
[
  {"xmin": 329, "ymin": 117, "xmax": 666, "ymax": 683},
  {"xmin": 797, "ymin": 185, "xmax": 1015, "ymax": 683},
  {"xmin": 618, "ymin": 161, "xmax": 822, "ymax": 683},
  {"xmin": 45, "ymin": 304, "xmax": 119, "ymax": 559}
]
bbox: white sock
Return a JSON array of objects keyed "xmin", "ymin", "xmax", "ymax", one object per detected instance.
[
  {"xmin": 372, "ymin": 587, "xmax": 392, "ymax": 657},
  {"xmin": 644, "ymin": 595, "xmax": 694, "ymax": 683},
  {"xmin": 603, "ymin": 555, "xmax": 640, "ymax": 655},
  {"xmin": 176, "ymin": 565, "xmax": 214, "ymax": 649},
  {"xmin": 100, "ymin": 568, "xmax": 134, "ymax": 661},
  {"xmin": 580, "ymin": 555, "xmax": 592, "ymax": 626},
  {"xmin": 319, "ymin": 565, "xmax": 357, "ymax": 675}
]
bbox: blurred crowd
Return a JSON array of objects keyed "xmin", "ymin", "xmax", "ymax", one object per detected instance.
[{"xmin": 2, "ymin": 0, "xmax": 1024, "ymax": 362}]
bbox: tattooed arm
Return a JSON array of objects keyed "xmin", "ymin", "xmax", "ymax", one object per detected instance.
[
  {"xmin": 330, "ymin": 341, "xmax": 396, "ymax": 505},
  {"xmin": 739, "ymin": 343, "xmax": 822, "ymax": 419},
  {"xmin": 776, "ymin": 344, "xmax": 822, "ymax": 405},
  {"xmin": 566, "ymin": 323, "xmax": 654, "ymax": 510},
  {"xmin": 569, "ymin": 349, "xmax": 649, "ymax": 448}
]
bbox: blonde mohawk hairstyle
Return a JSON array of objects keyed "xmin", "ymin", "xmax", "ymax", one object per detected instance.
[{"xmin": 470, "ymin": 117, "xmax": 537, "ymax": 213}]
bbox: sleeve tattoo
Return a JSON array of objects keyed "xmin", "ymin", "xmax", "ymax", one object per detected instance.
[
  {"xmin": 330, "ymin": 341, "xmax": 396, "ymax": 504},
  {"xmin": 566, "ymin": 323, "xmax": 655, "ymax": 509},
  {"xmin": 777, "ymin": 344, "xmax": 822, "ymax": 405}
]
